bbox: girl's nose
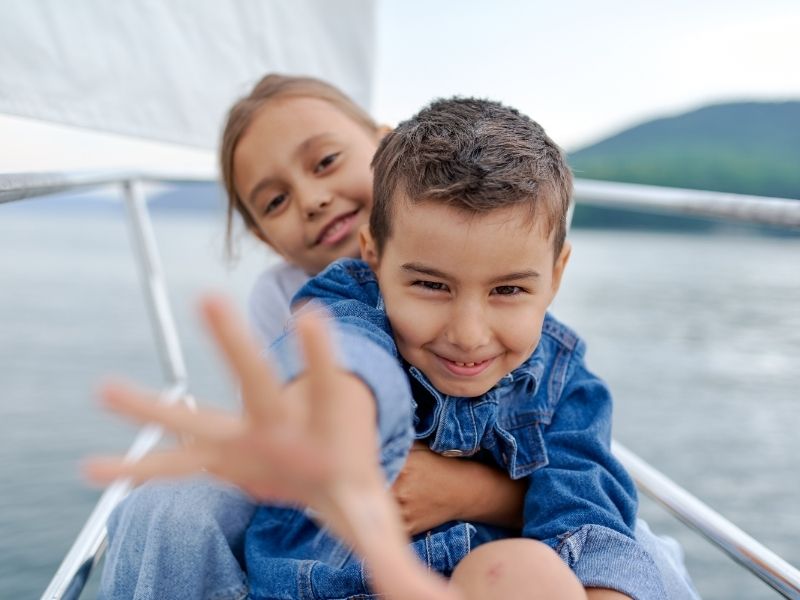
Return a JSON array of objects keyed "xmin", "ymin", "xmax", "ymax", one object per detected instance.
[{"xmin": 302, "ymin": 195, "xmax": 332, "ymax": 219}]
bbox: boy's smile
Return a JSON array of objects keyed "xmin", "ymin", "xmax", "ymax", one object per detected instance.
[{"xmin": 362, "ymin": 199, "xmax": 570, "ymax": 398}]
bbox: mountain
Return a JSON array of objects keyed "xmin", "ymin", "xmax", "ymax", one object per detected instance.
[
  {"xmin": 5, "ymin": 181, "xmax": 225, "ymax": 214},
  {"xmin": 148, "ymin": 182, "xmax": 225, "ymax": 211},
  {"xmin": 569, "ymin": 101, "xmax": 800, "ymax": 200}
]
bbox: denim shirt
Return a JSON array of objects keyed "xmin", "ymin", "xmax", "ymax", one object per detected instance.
[{"xmin": 256, "ymin": 258, "xmax": 673, "ymax": 600}]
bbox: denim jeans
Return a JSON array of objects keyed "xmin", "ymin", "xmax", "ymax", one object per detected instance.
[{"xmin": 99, "ymin": 477, "xmax": 255, "ymax": 600}]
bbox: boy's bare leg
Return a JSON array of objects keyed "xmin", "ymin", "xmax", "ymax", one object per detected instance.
[{"xmin": 450, "ymin": 539, "xmax": 587, "ymax": 600}]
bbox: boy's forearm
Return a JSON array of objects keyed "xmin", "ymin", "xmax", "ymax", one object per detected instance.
[{"xmin": 519, "ymin": 373, "xmax": 661, "ymax": 598}]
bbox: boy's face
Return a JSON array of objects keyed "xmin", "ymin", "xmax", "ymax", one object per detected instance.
[
  {"xmin": 233, "ymin": 97, "xmax": 380, "ymax": 274},
  {"xmin": 361, "ymin": 198, "xmax": 571, "ymax": 398}
]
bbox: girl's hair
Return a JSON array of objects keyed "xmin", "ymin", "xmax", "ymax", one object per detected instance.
[{"xmin": 220, "ymin": 73, "xmax": 378, "ymax": 256}]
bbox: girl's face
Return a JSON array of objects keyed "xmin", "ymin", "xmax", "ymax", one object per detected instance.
[{"xmin": 233, "ymin": 96, "xmax": 380, "ymax": 274}]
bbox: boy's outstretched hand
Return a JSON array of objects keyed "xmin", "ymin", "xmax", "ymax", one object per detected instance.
[{"xmin": 84, "ymin": 295, "xmax": 458, "ymax": 600}]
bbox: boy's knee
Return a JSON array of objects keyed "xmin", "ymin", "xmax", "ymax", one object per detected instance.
[{"xmin": 451, "ymin": 538, "xmax": 587, "ymax": 600}]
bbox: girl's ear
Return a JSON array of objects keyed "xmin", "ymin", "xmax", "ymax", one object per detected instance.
[{"xmin": 359, "ymin": 224, "xmax": 379, "ymax": 270}]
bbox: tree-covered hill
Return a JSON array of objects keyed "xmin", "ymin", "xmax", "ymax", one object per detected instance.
[{"xmin": 569, "ymin": 101, "xmax": 800, "ymax": 200}]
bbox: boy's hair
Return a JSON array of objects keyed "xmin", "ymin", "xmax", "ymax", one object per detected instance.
[
  {"xmin": 220, "ymin": 73, "xmax": 378, "ymax": 256},
  {"xmin": 370, "ymin": 97, "xmax": 572, "ymax": 258}
]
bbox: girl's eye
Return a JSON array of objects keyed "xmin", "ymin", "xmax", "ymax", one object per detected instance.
[
  {"xmin": 493, "ymin": 285, "xmax": 524, "ymax": 296},
  {"xmin": 413, "ymin": 280, "xmax": 449, "ymax": 292},
  {"xmin": 314, "ymin": 153, "xmax": 340, "ymax": 174},
  {"xmin": 264, "ymin": 193, "xmax": 287, "ymax": 215}
]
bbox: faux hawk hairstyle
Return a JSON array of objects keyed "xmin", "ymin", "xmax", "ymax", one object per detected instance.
[{"xmin": 369, "ymin": 97, "xmax": 572, "ymax": 259}]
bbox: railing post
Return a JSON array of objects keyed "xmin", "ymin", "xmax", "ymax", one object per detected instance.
[
  {"xmin": 122, "ymin": 179, "xmax": 188, "ymax": 388},
  {"xmin": 40, "ymin": 178, "xmax": 195, "ymax": 599}
]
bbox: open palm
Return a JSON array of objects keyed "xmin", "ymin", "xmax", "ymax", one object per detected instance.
[{"xmin": 84, "ymin": 295, "xmax": 458, "ymax": 600}]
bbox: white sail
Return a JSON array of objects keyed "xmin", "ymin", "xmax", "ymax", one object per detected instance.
[{"xmin": 0, "ymin": 0, "xmax": 374, "ymax": 150}]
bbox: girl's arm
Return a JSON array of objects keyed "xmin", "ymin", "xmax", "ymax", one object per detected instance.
[
  {"xmin": 392, "ymin": 444, "xmax": 525, "ymax": 535},
  {"xmin": 587, "ymin": 590, "xmax": 632, "ymax": 600}
]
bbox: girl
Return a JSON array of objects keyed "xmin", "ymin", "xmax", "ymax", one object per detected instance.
[{"xmin": 98, "ymin": 75, "xmax": 532, "ymax": 600}]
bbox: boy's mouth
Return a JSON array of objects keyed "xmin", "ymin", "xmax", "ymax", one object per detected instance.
[
  {"xmin": 315, "ymin": 208, "xmax": 360, "ymax": 247},
  {"xmin": 436, "ymin": 355, "xmax": 495, "ymax": 377}
]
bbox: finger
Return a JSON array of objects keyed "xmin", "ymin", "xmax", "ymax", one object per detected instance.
[
  {"xmin": 200, "ymin": 294, "xmax": 284, "ymax": 424},
  {"xmin": 295, "ymin": 310, "xmax": 339, "ymax": 426},
  {"xmin": 100, "ymin": 381, "xmax": 241, "ymax": 441},
  {"xmin": 82, "ymin": 447, "xmax": 209, "ymax": 485}
]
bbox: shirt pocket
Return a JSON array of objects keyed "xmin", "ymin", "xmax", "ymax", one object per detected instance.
[{"xmin": 493, "ymin": 413, "xmax": 551, "ymax": 479}]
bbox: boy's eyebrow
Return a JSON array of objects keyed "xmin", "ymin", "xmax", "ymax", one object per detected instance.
[
  {"xmin": 401, "ymin": 263, "xmax": 540, "ymax": 283},
  {"xmin": 401, "ymin": 263, "xmax": 451, "ymax": 279},
  {"xmin": 488, "ymin": 270, "xmax": 541, "ymax": 284}
]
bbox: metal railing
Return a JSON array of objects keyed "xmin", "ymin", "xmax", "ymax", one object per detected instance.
[
  {"xmin": 573, "ymin": 179, "xmax": 800, "ymax": 229},
  {"xmin": 613, "ymin": 443, "xmax": 800, "ymax": 599},
  {"xmin": 2, "ymin": 172, "xmax": 798, "ymax": 599},
  {"xmin": 2, "ymin": 171, "xmax": 210, "ymax": 600}
]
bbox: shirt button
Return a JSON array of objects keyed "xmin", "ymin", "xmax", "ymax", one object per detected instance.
[{"xmin": 441, "ymin": 449, "xmax": 465, "ymax": 457}]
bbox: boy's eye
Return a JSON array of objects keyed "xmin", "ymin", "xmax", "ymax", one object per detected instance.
[
  {"xmin": 264, "ymin": 193, "xmax": 287, "ymax": 215},
  {"xmin": 492, "ymin": 285, "xmax": 524, "ymax": 296},
  {"xmin": 413, "ymin": 280, "xmax": 449, "ymax": 292},
  {"xmin": 314, "ymin": 153, "xmax": 340, "ymax": 174}
]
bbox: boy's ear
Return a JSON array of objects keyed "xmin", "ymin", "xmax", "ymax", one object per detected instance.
[
  {"xmin": 550, "ymin": 240, "xmax": 572, "ymax": 296},
  {"xmin": 359, "ymin": 224, "xmax": 380, "ymax": 270}
]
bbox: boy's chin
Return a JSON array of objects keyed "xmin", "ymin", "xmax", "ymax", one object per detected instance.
[{"xmin": 429, "ymin": 378, "xmax": 495, "ymax": 400}]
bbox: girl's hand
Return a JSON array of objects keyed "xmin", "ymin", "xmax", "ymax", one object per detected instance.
[
  {"xmin": 392, "ymin": 444, "xmax": 526, "ymax": 535},
  {"xmin": 83, "ymin": 295, "xmax": 459, "ymax": 600},
  {"xmin": 393, "ymin": 443, "xmax": 464, "ymax": 535},
  {"xmin": 85, "ymin": 297, "xmax": 381, "ymax": 513}
]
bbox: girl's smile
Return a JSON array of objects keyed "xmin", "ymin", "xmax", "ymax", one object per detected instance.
[{"xmin": 314, "ymin": 207, "xmax": 362, "ymax": 247}]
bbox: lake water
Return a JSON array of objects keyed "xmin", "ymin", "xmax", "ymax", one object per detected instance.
[{"xmin": 2, "ymin": 198, "xmax": 798, "ymax": 599}]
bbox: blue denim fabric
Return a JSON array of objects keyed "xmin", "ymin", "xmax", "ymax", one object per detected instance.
[
  {"xmin": 244, "ymin": 258, "xmax": 699, "ymax": 600},
  {"xmin": 100, "ymin": 477, "xmax": 254, "ymax": 600},
  {"xmin": 246, "ymin": 512, "xmax": 496, "ymax": 600}
]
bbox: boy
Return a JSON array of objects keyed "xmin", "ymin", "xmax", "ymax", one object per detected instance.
[{"xmin": 89, "ymin": 97, "xmax": 697, "ymax": 599}]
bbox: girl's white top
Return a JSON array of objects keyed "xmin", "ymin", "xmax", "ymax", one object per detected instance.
[{"xmin": 247, "ymin": 260, "xmax": 310, "ymax": 347}]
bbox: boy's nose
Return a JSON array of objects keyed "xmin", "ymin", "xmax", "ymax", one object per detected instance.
[{"xmin": 445, "ymin": 304, "xmax": 491, "ymax": 352}]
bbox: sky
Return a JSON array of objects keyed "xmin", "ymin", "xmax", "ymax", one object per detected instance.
[
  {"xmin": 1, "ymin": 0, "xmax": 798, "ymax": 173},
  {"xmin": 373, "ymin": 0, "xmax": 800, "ymax": 150}
]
